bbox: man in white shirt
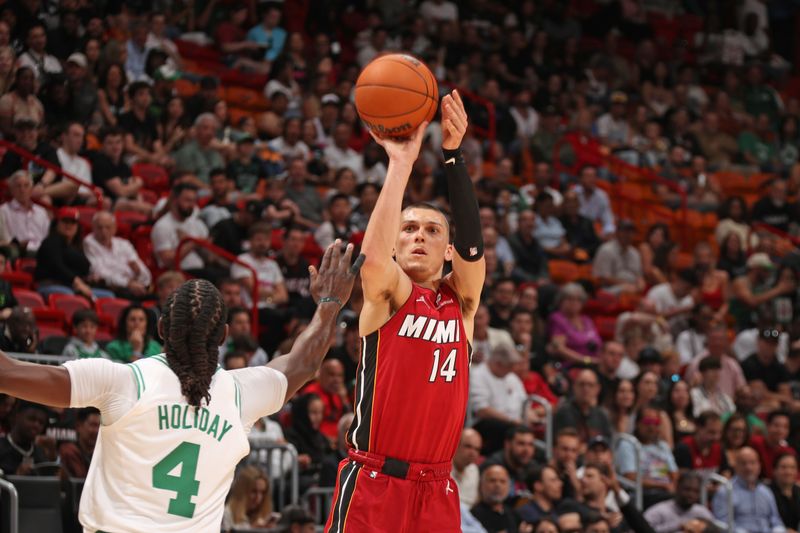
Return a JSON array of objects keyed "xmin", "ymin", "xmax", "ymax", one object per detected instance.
[
  {"xmin": 56, "ymin": 122, "xmax": 97, "ymax": 204},
  {"xmin": 0, "ymin": 170, "xmax": 50, "ymax": 253},
  {"xmin": 419, "ymin": 0, "xmax": 459, "ymax": 29},
  {"xmin": 17, "ymin": 23, "xmax": 62, "ymax": 82},
  {"xmin": 470, "ymin": 343, "xmax": 527, "ymax": 453},
  {"xmin": 593, "ymin": 220, "xmax": 644, "ymax": 294},
  {"xmin": 268, "ymin": 118, "xmax": 310, "ymax": 162},
  {"xmin": 151, "ymin": 184, "xmax": 209, "ymax": 271},
  {"xmin": 452, "ymin": 428, "xmax": 482, "ymax": 507},
  {"xmin": 323, "ymin": 123, "xmax": 364, "ymax": 180},
  {"xmin": 231, "ymin": 223, "xmax": 288, "ymax": 310},
  {"xmin": 574, "ymin": 165, "xmax": 615, "ymax": 237},
  {"xmin": 646, "ymin": 268, "xmax": 698, "ymax": 335},
  {"xmin": 83, "ymin": 211, "xmax": 151, "ymax": 298}
]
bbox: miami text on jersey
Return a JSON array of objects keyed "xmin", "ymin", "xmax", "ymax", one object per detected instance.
[{"xmin": 397, "ymin": 314, "xmax": 461, "ymax": 344}]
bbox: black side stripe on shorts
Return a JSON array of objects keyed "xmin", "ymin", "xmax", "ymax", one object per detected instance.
[
  {"xmin": 327, "ymin": 461, "xmax": 361, "ymax": 533},
  {"xmin": 348, "ymin": 332, "xmax": 378, "ymax": 451}
]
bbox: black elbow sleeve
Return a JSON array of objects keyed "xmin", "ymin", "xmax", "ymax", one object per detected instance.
[{"xmin": 443, "ymin": 148, "xmax": 483, "ymax": 262}]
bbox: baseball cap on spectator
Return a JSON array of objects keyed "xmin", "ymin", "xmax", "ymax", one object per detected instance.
[
  {"xmin": 638, "ymin": 347, "xmax": 663, "ymax": 365},
  {"xmin": 56, "ymin": 207, "xmax": 80, "ymax": 221},
  {"xmin": 588, "ymin": 435, "xmax": 610, "ymax": 449},
  {"xmin": 268, "ymin": 85, "xmax": 292, "ymax": 100},
  {"xmin": 760, "ymin": 327, "xmax": 781, "ymax": 343},
  {"xmin": 610, "ymin": 91, "xmax": 628, "ymax": 104},
  {"xmin": 66, "ymin": 52, "xmax": 88, "ymax": 69},
  {"xmin": 154, "ymin": 64, "xmax": 180, "ymax": 81},
  {"xmin": 746, "ymin": 253, "xmax": 774, "ymax": 270},
  {"xmin": 321, "ymin": 93, "xmax": 341, "ymax": 107}
]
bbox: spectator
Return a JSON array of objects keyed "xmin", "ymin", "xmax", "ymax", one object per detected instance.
[
  {"xmin": 324, "ymin": 123, "xmax": 363, "ymax": 180},
  {"xmin": 284, "ymin": 394, "xmax": 331, "ymax": 492},
  {"xmin": 616, "ymin": 404, "xmax": 678, "ymax": 508},
  {"xmin": 302, "ymin": 359, "xmax": 351, "ymax": 444},
  {"xmin": 574, "ymin": 165, "xmax": 616, "ymax": 238},
  {"xmin": 713, "ymin": 446, "xmax": 786, "ymax": 533},
  {"xmin": 0, "ymin": 400, "xmax": 49, "ymax": 475},
  {"xmin": 219, "ymin": 308, "xmax": 268, "ymax": 366},
  {"xmin": 119, "ymin": 81, "xmax": 170, "ymax": 166},
  {"xmin": 0, "ymin": 307, "xmax": 39, "ymax": 354},
  {"xmin": 770, "ymin": 453, "xmax": 800, "ymax": 533},
  {"xmin": 227, "ymin": 136, "xmax": 265, "ymax": 194},
  {"xmin": 470, "ymin": 343, "xmax": 527, "ymax": 454},
  {"xmin": 550, "ymin": 428, "xmax": 582, "ymax": 500},
  {"xmin": 172, "ymin": 113, "xmax": 225, "ymax": 184},
  {"xmin": 674, "ymin": 411, "xmax": 724, "ymax": 475},
  {"xmin": 0, "ymin": 67, "xmax": 44, "ymax": 135},
  {"xmin": 0, "ymin": 251, "xmax": 16, "ymax": 320},
  {"xmin": 577, "ymin": 463, "xmax": 652, "ymax": 533},
  {"xmin": 270, "ymin": 117, "xmax": 310, "ymax": 162},
  {"xmin": 83, "ymin": 211, "xmax": 152, "ymax": 298},
  {"xmin": 741, "ymin": 327, "xmax": 790, "ymax": 410},
  {"xmin": 246, "ymin": 4, "xmax": 286, "ymax": 62},
  {"xmin": 739, "ymin": 114, "xmax": 780, "ymax": 172},
  {"xmin": 151, "ymin": 184, "xmax": 210, "ymax": 272},
  {"xmin": 547, "ymin": 283, "xmax": 602, "ymax": 366},
  {"xmin": 690, "ymin": 357, "xmax": 736, "ymax": 417},
  {"xmin": 105, "ymin": 304, "xmax": 162, "ymax": 363},
  {"xmin": 0, "ymin": 117, "xmax": 57, "ymax": 182},
  {"xmin": 645, "ymin": 268, "xmax": 697, "ymax": 335},
  {"xmin": 596, "ymin": 91, "xmax": 632, "ymax": 150},
  {"xmin": 720, "ymin": 413, "xmax": 751, "ymax": 477},
  {"xmin": 605, "ymin": 378, "xmax": 636, "ymax": 435},
  {"xmin": 62, "ymin": 309, "xmax": 109, "ymax": 360},
  {"xmin": 593, "ymin": 219, "xmax": 644, "ymax": 294},
  {"xmin": 53, "ymin": 121, "xmax": 97, "ymax": 205},
  {"xmin": 275, "ymin": 505, "xmax": 315, "ymax": 533},
  {"xmin": 676, "ymin": 303, "xmax": 715, "ymax": 366},
  {"xmin": 507, "ymin": 209, "xmax": 548, "ymax": 282},
  {"xmin": 452, "ymin": 428, "xmax": 482, "ymax": 508},
  {"xmin": 634, "ymin": 371, "xmax": 674, "ymax": 446},
  {"xmin": 89, "ymin": 127, "xmax": 150, "ymax": 213},
  {"xmin": 471, "ymin": 465, "xmax": 519, "ymax": 533},
  {"xmin": 553, "ymin": 369, "xmax": 612, "ymax": 443},
  {"xmin": 639, "ymin": 223, "xmax": 674, "ymax": 287},
  {"xmin": 154, "ymin": 270, "xmax": 186, "ymax": 316},
  {"xmin": 716, "ymin": 196, "xmax": 754, "ymax": 250},
  {"xmin": 320, "ymin": 412, "xmax": 354, "ymax": 487},
  {"xmin": 557, "ymin": 512, "xmax": 583, "ymax": 533},
  {"xmin": 210, "ymin": 196, "xmax": 261, "ymax": 257},
  {"xmin": 533, "ymin": 192, "xmax": 571, "ymax": 258},
  {"xmin": 734, "ymin": 254, "xmax": 793, "ymax": 329},
  {"xmin": 560, "ymin": 188, "xmax": 600, "ymax": 259},
  {"xmin": 696, "ymin": 112, "xmax": 739, "ymax": 169},
  {"xmin": 231, "ymin": 222, "xmax": 288, "ymax": 310},
  {"xmin": 517, "ymin": 465, "xmax": 563, "ymax": 525},
  {"xmin": 34, "ymin": 207, "xmax": 115, "ymax": 300},
  {"xmin": 483, "ymin": 425, "xmax": 537, "ymax": 498},
  {"xmin": 221, "ymin": 466, "xmax": 277, "ymax": 531},
  {"xmin": 64, "ymin": 53, "xmax": 98, "ymax": 127},
  {"xmin": 200, "ymin": 169, "xmax": 236, "ymax": 230},
  {"xmin": 644, "ymin": 472, "xmax": 715, "ymax": 533},
  {"xmin": 285, "ymin": 158, "xmax": 324, "ymax": 228},
  {"xmin": 750, "ymin": 411, "xmax": 795, "ymax": 479},
  {"xmin": 58, "ymin": 407, "xmax": 100, "ymax": 478},
  {"xmin": 276, "ymin": 225, "xmax": 315, "ymax": 319},
  {"xmin": 718, "ymin": 232, "xmax": 748, "ymax": 281},
  {"xmin": 753, "ymin": 179, "xmax": 797, "ymax": 234},
  {"xmin": 314, "ymin": 193, "xmax": 358, "ymax": 249},
  {"xmin": 96, "ymin": 63, "xmax": 127, "ymax": 128},
  {"xmin": 684, "ymin": 326, "xmax": 747, "ymax": 399},
  {"xmin": 0, "ymin": 169, "xmax": 49, "ymax": 254},
  {"xmin": 125, "ymin": 21, "xmax": 151, "ymax": 81},
  {"xmin": 668, "ymin": 380, "xmax": 697, "ymax": 443},
  {"xmin": 17, "ymin": 24, "xmax": 62, "ymax": 82}
]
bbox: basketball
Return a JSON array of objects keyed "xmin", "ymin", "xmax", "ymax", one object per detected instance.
[{"xmin": 355, "ymin": 53, "xmax": 438, "ymax": 139}]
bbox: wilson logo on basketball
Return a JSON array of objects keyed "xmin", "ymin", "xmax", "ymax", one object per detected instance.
[
  {"xmin": 362, "ymin": 119, "xmax": 413, "ymax": 135},
  {"xmin": 402, "ymin": 55, "xmax": 421, "ymax": 66}
]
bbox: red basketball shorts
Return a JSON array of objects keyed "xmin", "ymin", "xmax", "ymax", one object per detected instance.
[{"xmin": 324, "ymin": 450, "xmax": 461, "ymax": 533}]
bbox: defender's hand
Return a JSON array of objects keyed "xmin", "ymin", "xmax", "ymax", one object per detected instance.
[
  {"xmin": 309, "ymin": 240, "xmax": 365, "ymax": 306},
  {"xmin": 442, "ymin": 90, "xmax": 468, "ymax": 150}
]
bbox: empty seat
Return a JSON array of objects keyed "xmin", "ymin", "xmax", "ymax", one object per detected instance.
[
  {"xmin": 1, "ymin": 271, "xmax": 33, "ymax": 288},
  {"xmin": 96, "ymin": 298, "xmax": 131, "ymax": 326},
  {"xmin": 49, "ymin": 293, "xmax": 91, "ymax": 323},
  {"xmin": 6, "ymin": 475, "xmax": 63, "ymax": 533},
  {"xmin": 14, "ymin": 257, "xmax": 36, "ymax": 275},
  {"xmin": 13, "ymin": 288, "xmax": 46, "ymax": 309}
]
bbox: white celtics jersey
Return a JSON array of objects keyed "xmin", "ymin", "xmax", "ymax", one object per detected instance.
[{"xmin": 79, "ymin": 355, "xmax": 250, "ymax": 533}]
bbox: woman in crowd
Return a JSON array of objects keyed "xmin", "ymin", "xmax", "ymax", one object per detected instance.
[
  {"xmin": 604, "ymin": 378, "xmax": 636, "ymax": 435},
  {"xmin": 715, "ymin": 196, "xmax": 753, "ymax": 250},
  {"xmin": 640, "ymin": 223, "xmax": 673, "ymax": 286},
  {"xmin": 0, "ymin": 45, "xmax": 15, "ymax": 97},
  {"xmin": 0, "ymin": 66, "xmax": 43, "ymax": 135},
  {"xmin": 667, "ymin": 379, "xmax": 696, "ymax": 443},
  {"xmin": 285, "ymin": 393, "xmax": 331, "ymax": 493},
  {"xmin": 96, "ymin": 63, "xmax": 127, "ymax": 127},
  {"xmin": 693, "ymin": 241, "xmax": 730, "ymax": 324},
  {"xmin": 547, "ymin": 282, "xmax": 602, "ymax": 366},
  {"xmin": 222, "ymin": 466, "xmax": 278, "ymax": 531},
  {"xmin": 770, "ymin": 453, "xmax": 800, "ymax": 533},
  {"xmin": 633, "ymin": 371, "xmax": 673, "ymax": 447},
  {"xmin": 719, "ymin": 413, "xmax": 750, "ymax": 477},
  {"xmin": 105, "ymin": 304, "xmax": 162, "ymax": 363},
  {"xmin": 159, "ymin": 95, "xmax": 188, "ymax": 153},
  {"xmin": 717, "ymin": 232, "xmax": 748, "ymax": 279}
]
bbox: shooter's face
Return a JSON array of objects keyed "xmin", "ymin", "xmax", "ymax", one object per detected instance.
[{"xmin": 395, "ymin": 208, "xmax": 452, "ymax": 280}]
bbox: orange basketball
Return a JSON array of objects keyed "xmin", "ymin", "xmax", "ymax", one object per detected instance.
[{"xmin": 355, "ymin": 53, "xmax": 438, "ymax": 139}]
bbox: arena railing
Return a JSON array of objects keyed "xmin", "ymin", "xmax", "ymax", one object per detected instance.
[
  {"xmin": 752, "ymin": 221, "xmax": 800, "ymax": 251},
  {"xmin": 0, "ymin": 476, "xmax": 19, "ymax": 533},
  {"xmin": 7, "ymin": 352, "xmax": 70, "ymax": 365},
  {"xmin": 303, "ymin": 487, "xmax": 335, "ymax": 525},
  {"xmin": 700, "ymin": 472, "xmax": 733, "ymax": 533},
  {"xmin": 176, "ymin": 236, "xmax": 260, "ymax": 338},
  {"xmin": 523, "ymin": 395, "xmax": 553, "ymax": 461},
  {"xmin": 246, "ymin": 435, "xmax": 300, "ymax": 510},
  {"xmin": 612, "ymin": 433, "xmax": 643, "ymax": 510},
  {"xmin": 0, "ymin": 140, "xmax": 105, "ymax": 207},
  {"xmin": 552, "ymin": 136, "xmax": 690, "ymax": 248}
]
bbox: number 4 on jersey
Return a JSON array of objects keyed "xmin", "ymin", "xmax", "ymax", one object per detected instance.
[
  {"xmin": 429, "ymin": 348, "xmax": 457, "ymax": 382},
  {"xmin": 152, "ymin": 441, "xmax": 201, "ymax": 518}
]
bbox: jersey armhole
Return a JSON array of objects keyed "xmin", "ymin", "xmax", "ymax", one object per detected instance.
[{"xmin": 128, "ymin": 363, "xmax": 145, "ymax": 400}]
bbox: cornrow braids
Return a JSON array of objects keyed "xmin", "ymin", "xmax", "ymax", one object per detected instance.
[{"xmin": 161, "ymin": 279, "xmax": 228, "ymax": 408}]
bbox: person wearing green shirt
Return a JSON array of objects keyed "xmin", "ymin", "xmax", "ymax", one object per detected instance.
[
  {"xmin": 738, "ymin": 114, "xmax": 778, "ymax": 171},
  {"xmin": 105, "ymin": 304, "xmax": 162, "ymax": 363}
]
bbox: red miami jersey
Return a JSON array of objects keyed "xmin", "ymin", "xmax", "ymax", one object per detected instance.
[{"xmin": 347, "ymin": 282, "xmax": 471, "ymax": 464}]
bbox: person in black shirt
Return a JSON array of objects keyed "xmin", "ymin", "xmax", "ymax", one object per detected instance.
[
  {"xmin": 276, "ymin": 225, "xmax": 315, "ymax": 319},
  {"xmin": 118, "ymin": 81, "xmax": 170, "ymax": 166},
  {"xmin": 0, "ymin": 307, "xmax": 38, "ymax": 354},
  {"xmin": 0, "ymin": 117, "xmax": 59, "ymax": 182},
  {"xmin": 741, "ymin": 328, "xmax": 789, "ymax": 406},
  {"xmin": 752, "ymin": 178, "xmax": 797, "ymax": 233},
  {"xmin": 34, "ymin": 207, "xmax": 115, "ymax": 301},
  {"xmin": 508, "ymin": 209, "xmax": 548, "ymax": 283},
  {"xmin": 210, "ymin": 198, "xmax": 262, "ymax": 257},
  {"xmin": 770, "ymin": 453, "xmax": 800, "ymax": 532},
  {"xmin": 488, "ymin": 277, "xmax": 516, "ymax": 329},
  {"xmin": 471, "ymin": 465, "xmax": 519, "ymax": 533},
  {"xmin": 326, "ymin": 316, "xmax": 360, "ymax": 388},
  {"xmin": 560, "ymin": 189, "xmax": 600, "ymax": 259},
  {"xmin": 89, "ymin": 127, "xmax": 151, "ymax": 213},
  {"xmin": 0, "ymin": 400, "xmax": 49, "ymax": 476}
]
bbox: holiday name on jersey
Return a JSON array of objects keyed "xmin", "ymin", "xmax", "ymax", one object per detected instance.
[
  {"xmin": 157, "ymin": 404, "xmax": 234, "ymax": 443},
  {"xmin": 397, "ymin": 314, "xmax": 461, "ymax": 344}
]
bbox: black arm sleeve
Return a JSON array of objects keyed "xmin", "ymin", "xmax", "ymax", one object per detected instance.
[{"xmin": 443, "ymin": 148, "xmax": 483, "ymax": 261}]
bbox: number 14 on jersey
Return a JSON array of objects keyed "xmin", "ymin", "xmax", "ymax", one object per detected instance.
[{"xmin": 428, "ymin": 348, "xmax": 458, "ymax": 383}]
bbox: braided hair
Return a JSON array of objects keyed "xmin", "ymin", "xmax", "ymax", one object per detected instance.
[{"xmin": 161, "ymin": 279, "xmax": 228, "ymax": 408}]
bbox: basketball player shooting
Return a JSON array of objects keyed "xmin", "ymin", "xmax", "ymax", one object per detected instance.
[
  {"xmin": 0, "ymin": 241, "xmax": 363, "ymax": 533},
  {"xmin": 325, "ymin": 90, "xmax": 485, "ymax": 532}
]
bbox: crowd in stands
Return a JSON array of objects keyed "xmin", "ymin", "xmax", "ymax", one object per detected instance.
[{"xmin": 0, "ymin": 0, "xmax": 799, "ymax": 532}]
